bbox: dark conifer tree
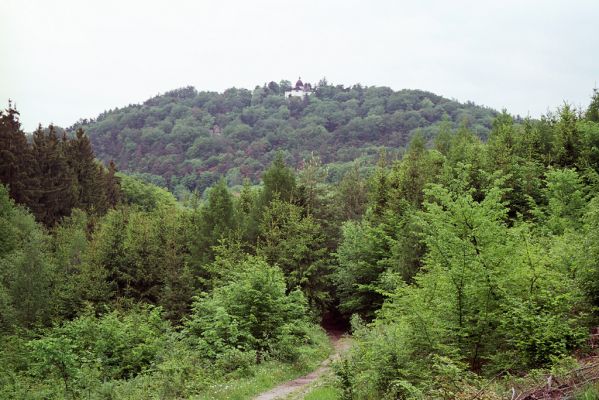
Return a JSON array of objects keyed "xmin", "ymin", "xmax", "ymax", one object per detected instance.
[
  {"xmin": 104, "ymin": 160, "xmax": 121, "ymax": 208},
  {"xmin": 587, "ymin": 89, "xmax": 599, "ymax": 122},
  {"xmin": 31, "ymin": 125, "xmax": 77, "ymax": 226},
  {"xmin": 261, "ymin": 153, "xmax": 296, "ymax": 205},
  {"xmin": 368, "ymin": 150, "xmax": 390, "ymax": 220},
  {"xmin": 236, "ymin": 179, "xmax": 260, "ymax": 246},
  {"xmin": 336, "ymin": 163, "xmax": 367, "ymax": 221},
  {"xmin": 554, "ymin": 105, "xmax": 581, "ymax": 168},
  {"xmin": 189, "ymin": 178, "xmax": 236, "ymax": 268},
  {"xmin": 0, "ymin": 103, "xmax": 37, "ymax": 206},
  {"xmin": 66, "ymin": 128, "xmax": 108, "ymax": 214}
]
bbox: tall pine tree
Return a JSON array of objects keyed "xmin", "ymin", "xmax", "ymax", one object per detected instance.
[
  {"xmin": 30, "ymin": 125, "xmax": 77, "ymax": 226},
  {"xmin": 0, "ymin": 103, "xmax": 37, "ymax": 206},
  {"xmin": 66, "ymin": 128, "xmax": 108, "ymax": 214}
]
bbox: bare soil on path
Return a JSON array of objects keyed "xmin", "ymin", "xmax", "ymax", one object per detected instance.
[{"xmin": 253, "ymin": 330, "xmax": 350, "ymax": 400}]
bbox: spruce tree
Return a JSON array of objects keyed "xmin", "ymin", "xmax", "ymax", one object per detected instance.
[
  {"xmin": 368, "ymin": 149, "xmax": 389, "ymax": 220},
  {"xmin": 104, "ymin": 160, "xmax": 121, "ymax": 208},
  {"xmin": 587, "ymin": 89, "xmax": 599, "ymax": 122},
  {"xmin": 261, "ymin": 153, "xmax": 296, "ymax": 205},
  {"xmin": 0, "ymin": 103, "xmax": 37, "ymax": 206},
  {"xmin": 30, "ymin": 125, "xmax": 77, "ymax": 226},
  {"xmin": 554, "ymin": 105, "xmax": 581, "ymax": 168},
  {"xmin": 336, "ymin": 162, "xmax": 368, "ymax": 221},
  {"xmin": 189, "ymin": 179, "xmax": 236, "ymax": 269},
  {"xmin": 66, "ymin": 128, "xmax": 108, "ymax": 214}
]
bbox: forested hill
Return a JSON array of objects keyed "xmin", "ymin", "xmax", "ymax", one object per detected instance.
[
  {"xmin": 70, "ymin": 80, "xmax": 498, "ymax": 193},
  {"xmin": 4, "ymin": 90, "xmax": 599, "ymax": 399}
]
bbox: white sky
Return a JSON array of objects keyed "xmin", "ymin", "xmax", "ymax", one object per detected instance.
[{"xmin": 2, "ymin": 0, "xmax": 598, "ymax": 131}]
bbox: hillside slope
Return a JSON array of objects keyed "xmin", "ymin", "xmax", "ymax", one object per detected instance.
[{"xmin": 71, "ymin": 80, "xmax": 498, "ymax": 193}]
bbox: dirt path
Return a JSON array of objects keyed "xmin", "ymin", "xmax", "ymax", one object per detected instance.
[{"xmin": 253, "ymin": 331, "xmax": 350, "ymax": 400}]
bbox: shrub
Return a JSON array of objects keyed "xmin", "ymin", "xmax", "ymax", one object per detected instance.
[
  {"xmin": 183, "ymin": 257, "xmax": 310, "ymax": 363},
  {"xmin": 27, "ymin": 305, "xmax": 172, "ymax": 397}
]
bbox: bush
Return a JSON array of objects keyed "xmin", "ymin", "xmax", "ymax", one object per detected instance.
[
  {"xmin": 26, "ymin": 305, "xmax": 172, "ymax": 397},
  {"xmin": 183, "ymin": 257, "xmax": 311, "ymax": 362},
  {"xmin": 215, "ymin": 348, "xmax": 257, "ymax": 376}
]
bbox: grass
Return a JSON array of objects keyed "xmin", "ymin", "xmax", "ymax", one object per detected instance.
[
  {"xmin": 303, "ymin": 385, "xmax": 341, "ymax": 400},
  {"xmin": 192, "ymin": 327, "xmax": 332, "ymax": 400},
  {"xmin": 575, "ymin": 384, "xmax": 599, "ymax": 400},
  {"xmin": 195, "ymin": 362, "xmax": 315, "ymax": 400}
]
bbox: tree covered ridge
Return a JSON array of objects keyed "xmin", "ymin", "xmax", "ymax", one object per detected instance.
[{"xmin": 70, "ymin": 80, "xmax": 498, "ymax": 195}]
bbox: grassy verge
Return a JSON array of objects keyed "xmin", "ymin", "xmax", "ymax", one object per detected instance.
[
  {"xmin": 575, "ymin": 384, "xmax": 599, "ymax": 400},
  {"xmin": 193, "ymin": 327, "xmax": 332, "ymax": 400},
  {"xmin": 303, "ymin": 385, "xmax": 341, "ymax": 400}
]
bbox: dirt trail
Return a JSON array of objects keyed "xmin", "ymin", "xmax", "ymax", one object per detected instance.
[{"xmin": 253, "ymin": 330, "xmax": 350, "ymax": 400}]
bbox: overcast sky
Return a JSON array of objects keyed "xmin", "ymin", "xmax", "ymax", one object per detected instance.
[{"xmin": 2, "ymin": 0, "xmax": 598, "ymax": 132}]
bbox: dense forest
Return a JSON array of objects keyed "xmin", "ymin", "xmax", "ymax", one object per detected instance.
[
  {"xmin": 1, "ymin": 88, "xmax": 599, "ymax": 399},
  {"xmin": 70, "ymin": 80, "xmax": 498, "ymax": 196}
]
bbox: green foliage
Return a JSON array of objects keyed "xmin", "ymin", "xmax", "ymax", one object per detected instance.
[
  {"xmin": 0, "ymin": 104, "xmax": 37, "ymax": 207},
  {"xmin": 50, "ymin": 209, "xmax": 90, "ymax": 319},
  {"xmin": 387, "ymin": 132, "xmax": 443, "ymax": 209},
  {"xmin": 258, "ymin": 198, "xmax": 331, "ymax": 312},
  {"xmin": 184, "ymin": 257, "xmax": 310, "ymax": 361},
  {"xmin": 335, "ymin": 180, "xmax": 588, "ymax": 398},
  {"xmin": 335, "ymin": 162, "xmax": 368, "ymax": 221},
  {"xmin": 368, "ymin": 151, "xmax": 390, "ymax": 219},
  {"xmin": 236, "ymin": 179, "xmax": 261, "ymax": 245},
  {"xmin": 30, "ymin": 125, "xmax": 78, "ymax": 226},
  {"xmin": 579, "ymin": 120, "xmax": 599, "ymax": 170},
  {"xmin": 334, "ymin": 220, "xmax": 390, "ymax": 318},
  {"xmin": 71, "ymin": 84, "xmax": 497, "ymax": 192},
  {"xmin": 304, "ymin": 385, "xmax": 341, "ymax": 400},
  {"xmin": 79, "ymin": 206, "xmax": 193, "ymax": 318},
  {"xmin": 587, "ymin": 90, "xmax": 599, "ymax": 123},
  {"xmin": 542, "ymin": 168, "xmax": 587, "ymax": 233},
  {"xmin": 499, "ymin": 296, "xmax": 586, "ymax": 367},
  {"xmin": 24, "ymin": 306, "xmax": 171, "ymax": 397},
  {"xmin": 554, "ymin": 105, "xmax": 582, "ymax": 168},
  {"xmin": 66, "ymin": 128, "xmax": 109, "ymax": 214},
  {"xmin": 261, "ymin": 153, "xmax": 297, "ymax": 205},
  {"xmin": 117, "ymin": 173, "xmax": 177, "ymax": 211},
  {"xmin": 188, "ymin": 178, "xmax": 236, "ymax": 268},
  {"xmin": 577, "ymin": 195, "xmax": 599, "ymax": 307},
  {"xmin": 0, "ymin": 105, "xmax": 120, "ymax": 226},
  {"xmin": 3, "ymin": 90, "xmax": 599, "ymax": 400},
  {"xmin": 575, "ymin": 384, "xmax": 599, "ymax": 400},
  {"xmin": 0, "ymin": 185, "xmax": 55, "ymax": 330}
]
